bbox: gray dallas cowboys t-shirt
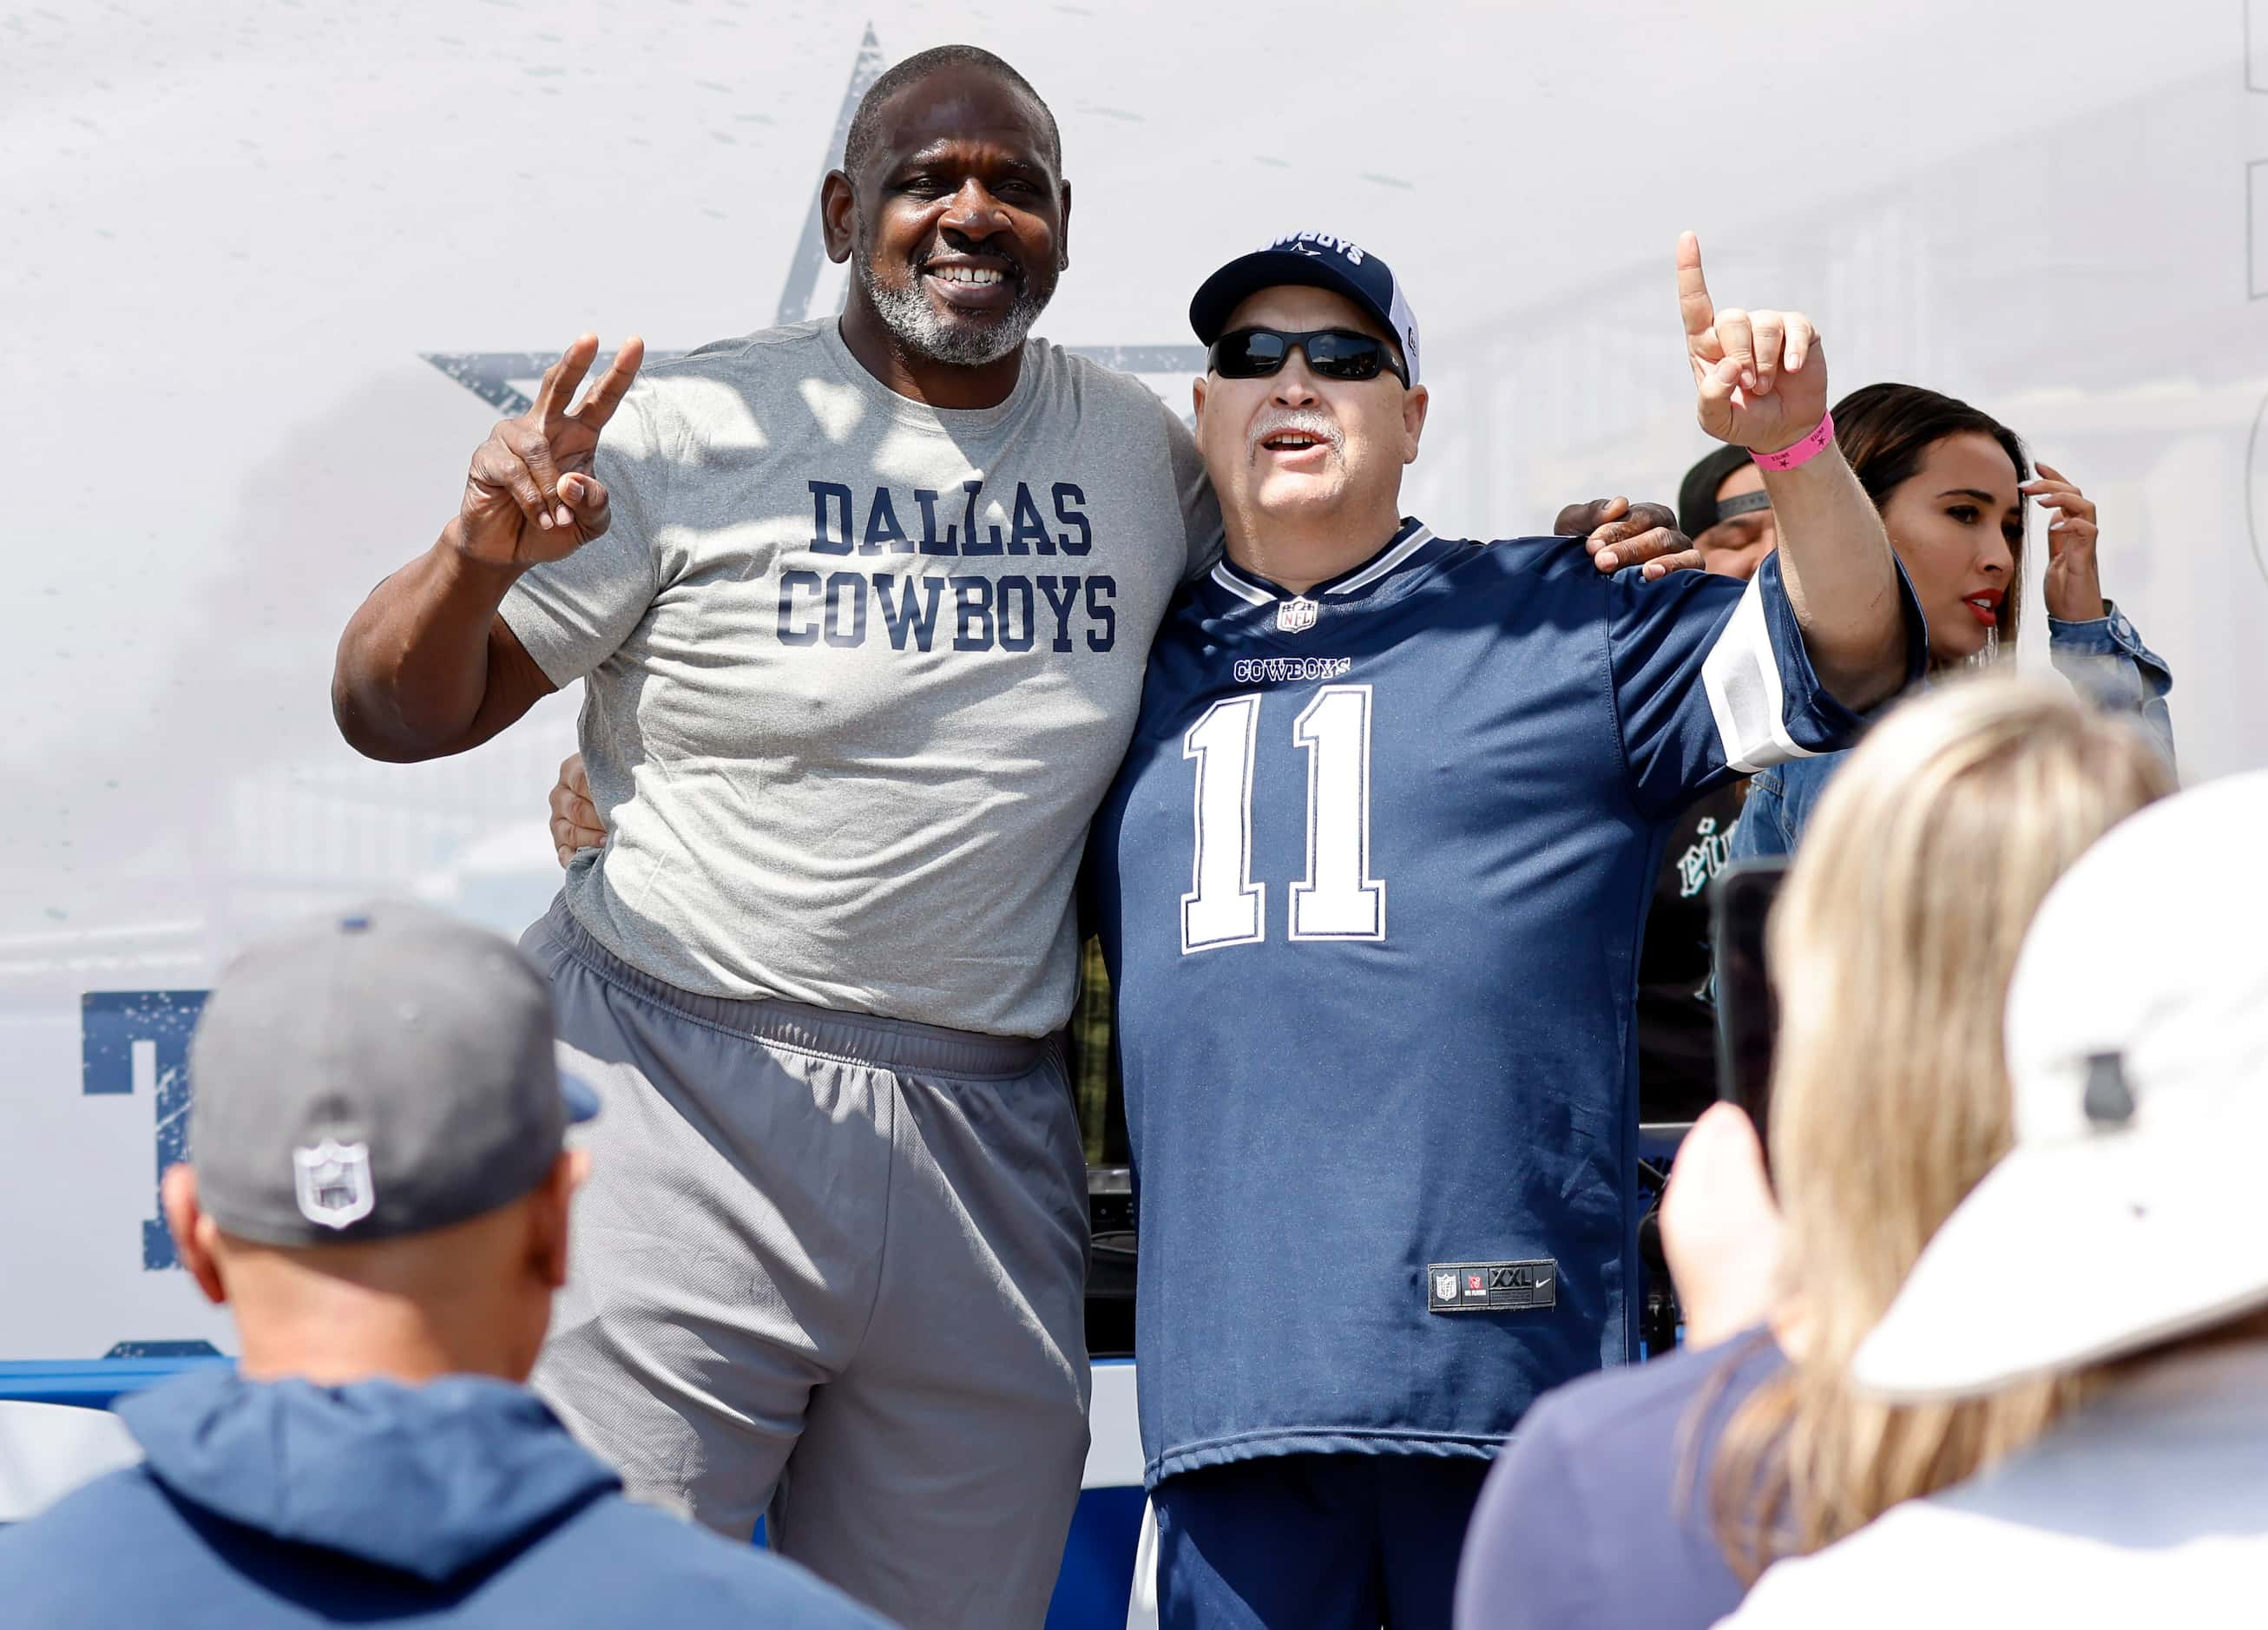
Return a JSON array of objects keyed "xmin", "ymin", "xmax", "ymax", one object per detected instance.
[{"xmin": 501, "ymin": 319, "xmax": 1219, "ymax": 1038}]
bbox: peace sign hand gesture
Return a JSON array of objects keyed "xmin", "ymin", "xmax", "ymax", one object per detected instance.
[
  {"xmin": 1676, "ymin": 233, "xmax": 1826, "ymax": 455},
  {"xmin": 457, "ymin": 333, "xmax": 646, "ymax": 568}
]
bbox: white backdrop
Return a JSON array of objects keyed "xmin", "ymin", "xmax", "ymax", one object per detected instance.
[{"xmin": 5, "ymin": 0, "xmax": 2265, "ymax": 1357}]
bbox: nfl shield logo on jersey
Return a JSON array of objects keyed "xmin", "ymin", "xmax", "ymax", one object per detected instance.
[
  {"xmin": 293, "ymin": 1140, "xmax": 375, "ymax": 1229},
  {"xmin": 1433, "ymin": 1270, "xmax": 1458, "ymax": 1303},
  {"xmin": 1276, "ymin": 596, "xmax": 1319, "ymax": 634}
]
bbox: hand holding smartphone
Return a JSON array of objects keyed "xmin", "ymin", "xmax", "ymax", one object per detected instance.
[{"xmin": 1710, "ymin": 857, "xmax": 1790, "ymax": 1182}]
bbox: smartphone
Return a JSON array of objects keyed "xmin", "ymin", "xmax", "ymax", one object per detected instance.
[{"xmin": 1710, "ymin": 856, "xmax": 1790, "ymax": 1175}]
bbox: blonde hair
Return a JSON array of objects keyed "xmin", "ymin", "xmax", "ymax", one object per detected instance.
[{"xmin": 1709, "ymin": 677, "xmax": 2173, "ymax": 1578}]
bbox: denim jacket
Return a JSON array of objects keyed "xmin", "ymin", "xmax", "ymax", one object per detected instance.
[{"xmin": 1730, "ymin": 602, "xmax": 2176, "ymax": 860}]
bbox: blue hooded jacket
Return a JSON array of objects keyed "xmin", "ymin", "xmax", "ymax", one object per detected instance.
[{"xmin": 0, "ymin": 1369, "xmax": 891, "ymax": 1627}]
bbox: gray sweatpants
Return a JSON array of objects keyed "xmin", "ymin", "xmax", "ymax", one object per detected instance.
[{"xmin": 521, "ymin": 899, "xmax": 1093, "ymax": 1630}]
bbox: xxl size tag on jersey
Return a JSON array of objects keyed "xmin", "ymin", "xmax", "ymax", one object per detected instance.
[{"xmin": 1427, "ymin": 1259, "xmax": 1557, "ymax": 1314}]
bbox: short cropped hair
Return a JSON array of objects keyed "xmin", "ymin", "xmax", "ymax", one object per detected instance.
[{"xmin": 841, "ymin": 45, "xmax": 1062, "ymax": 183}]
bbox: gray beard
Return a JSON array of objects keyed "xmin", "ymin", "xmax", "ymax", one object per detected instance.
[{"xmin": 856, "ymin": 248, "xmax": 1049, "ymax": 367}]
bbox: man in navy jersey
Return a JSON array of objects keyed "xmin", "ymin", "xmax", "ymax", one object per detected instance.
[{"xmin": 1083, "ymin": 229, "xmax": 1923, "ymax": 1628}]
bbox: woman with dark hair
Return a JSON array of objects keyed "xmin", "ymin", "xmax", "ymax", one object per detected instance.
[{"xmin": 1729, "ymin": 382, "xmax": 2173, "ymax": 857}]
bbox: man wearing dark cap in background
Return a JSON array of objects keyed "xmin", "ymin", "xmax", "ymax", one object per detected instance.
[
  {"xmin": 0, "ymin": 904, "xmax": 886, "ymax": 1630},
  {"xmin": 1680, "ymin": 442, "xmax": 1781, "ymax": 580}
]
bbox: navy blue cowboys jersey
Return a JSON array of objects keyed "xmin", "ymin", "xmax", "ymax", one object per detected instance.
[{"xmin": 1088, "ymin": 520, "xmax": 1922, "ymax": 1486}]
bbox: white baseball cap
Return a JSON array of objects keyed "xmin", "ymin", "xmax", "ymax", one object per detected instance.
[{"xmin": 1853, "ymin": 770, "xmax": 2268, "ymax": 1400}]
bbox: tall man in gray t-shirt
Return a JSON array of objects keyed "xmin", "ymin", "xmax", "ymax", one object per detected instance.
[{"xmin": 334, "ymin": 46, "xmax": 1215, "ymax": 1628}]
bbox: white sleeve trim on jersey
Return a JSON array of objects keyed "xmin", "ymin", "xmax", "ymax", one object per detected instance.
[{"xmin": 1700, "ymin": 572, "xmax": 1821, "ymax": 776}]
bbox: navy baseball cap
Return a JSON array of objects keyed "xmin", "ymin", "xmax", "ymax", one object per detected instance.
[{"xmin": 1189, "ymin": 230, "xmax": 1422, "ymax": 384}]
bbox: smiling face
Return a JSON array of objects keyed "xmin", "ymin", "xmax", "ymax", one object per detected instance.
[
  {"xmin": 1193, "ymin": 284, "xmax": 1427, "ymax": 556},
  {"xmin": 831, "ymin": 63, "xmax": 1068, "ymax": 368},
  {"xmin": 1877, "ymin": 431, "xmax": 2025, "ymax": 663}
]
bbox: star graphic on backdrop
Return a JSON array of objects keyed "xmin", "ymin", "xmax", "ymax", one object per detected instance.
[{"xmin": 422, "ymin": 24, "xmax": 1206, "ymax": 416}]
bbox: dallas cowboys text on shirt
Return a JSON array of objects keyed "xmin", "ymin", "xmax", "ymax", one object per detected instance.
[{"xmin": 780, "ymin": 478, "xmax": 1116, "ymax": 654}]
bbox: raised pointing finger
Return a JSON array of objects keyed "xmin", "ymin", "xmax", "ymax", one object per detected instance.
[{"xmin": 1675, "ymin": 231, "xmax": 1715, "ymax": 347}]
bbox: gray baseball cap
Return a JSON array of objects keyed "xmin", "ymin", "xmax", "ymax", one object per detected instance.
[{"xmin": 187, "ymin": 901, "xmax": 599, "ymax": 1246}]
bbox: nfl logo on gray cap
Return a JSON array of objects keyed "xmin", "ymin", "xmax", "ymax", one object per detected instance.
[{"xmin": 292, "ymin": 1140, "xmax": 376, "ymax": 1230}]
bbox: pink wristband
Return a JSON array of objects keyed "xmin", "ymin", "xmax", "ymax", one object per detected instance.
[{"xmin": 1751, "ymin": 409, "xmax": 1835, "ymax": 473}]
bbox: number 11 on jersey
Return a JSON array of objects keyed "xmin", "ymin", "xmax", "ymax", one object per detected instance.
[{"xmin": 1180, "ymin": 684, "xmax": 1386, "ymax": 955}]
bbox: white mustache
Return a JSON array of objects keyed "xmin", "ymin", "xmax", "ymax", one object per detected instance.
[{"xmin": 1248, "ymin": 408, "xmax": 1344, "ymax": 460}]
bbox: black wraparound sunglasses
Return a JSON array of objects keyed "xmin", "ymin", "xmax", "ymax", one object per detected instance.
[{"xmin": 1207, "ymin": 326, "xmax": 1410, "ymax": 388}]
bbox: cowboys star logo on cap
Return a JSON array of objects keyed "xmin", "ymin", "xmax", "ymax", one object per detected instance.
[
  {"xmin": 1277, "ymin": 596, "xmax": 1319, "ymax": 634},
  {"xmin": 293, "ymin": 1139, "xmax": 376, "ymax": 1230}
]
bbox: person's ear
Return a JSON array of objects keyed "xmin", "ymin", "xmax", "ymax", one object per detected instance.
[
  {"xmin": 1055, "ymin": 179, "xmax": 1072, "ymax": 271},
  {"xmin": 1400, "ymin": 383, "xmax": 1430, "ymax": 464},
  {"xmin": 820, "ymin": 169, "xmax": 856, "ymax": 266},
  {"xmin": 1191, "ymin": 375, "xmax": 1207, "ymax": 432},
  {"xmin": 162, "ymin": 1167, "xmax": 227, "ymax": 1306},
  {"xmin": 530, "ymin": 1149, "xmax": 588, "ymax": 1291}
]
